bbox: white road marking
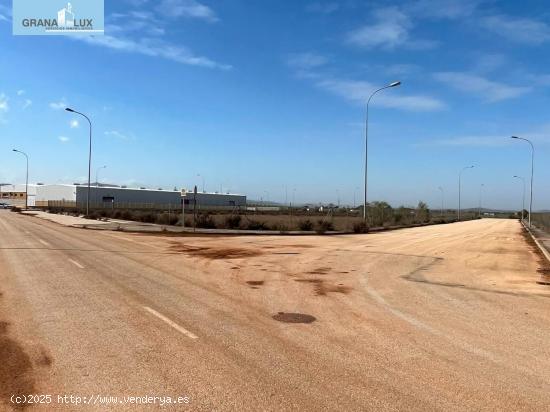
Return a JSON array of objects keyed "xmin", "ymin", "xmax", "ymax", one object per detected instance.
[
  {"xmin": 38, "ymin": 238, "xmax": 51, "ymax": 247},
  {"xmin": 68, "ymin": 259, "xmax": 85, "ymax": 269},
  {"xmin": 143, "ymin": 306, "xmax": 198, "ymax": 340}
]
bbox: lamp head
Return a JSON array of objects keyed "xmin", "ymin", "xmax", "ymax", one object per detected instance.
[
  {"xmin": 511, "ymin": 136, "xmax": 519, "ymax": 139},
  {"xmin": 65, "ymin": 107, "xmax": 75, "ymax": 112},
  {"xmin": 389, "ymin": 81, "xmax": 401, "ymax": 87}
]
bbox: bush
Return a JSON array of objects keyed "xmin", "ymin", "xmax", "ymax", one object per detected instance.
[
  {"xmin": 271, "ymin": 222, "xmax": 289, "ymax": 233},
  {"xmin": 195, "ymin": 213, "xmax": 216, "ymax": 229},
  {"xmin": 298, "ymin": 219, "xmax": 314, "ymax": 231},
  {"xmin": 155, "ymin": 213, "xmax": 179, "ymax": 226},
  {"xmin": 224, "ymin": 215, "xmax": 242, "ymax": 229},
  {"xmin": 85, "ymin": 211, "xmax": 100, "ymax": 220},
  {"xmin": 245, "ymin": 219, "xmax": 268, "ymax": 230},
  {"xmin": 10, "ymin": 206, "xmax": 21, "ymax": 213},
  {"xmin": 353, "ymin": 221, "xmax": 369, "ymax": 233},
  {"xmin": 316, "ymin": 219, "xmax": 334, "ymax": 234},
  {"xmin": 138, "ymin": 211, "xmax": 156, "ymax": 223}
]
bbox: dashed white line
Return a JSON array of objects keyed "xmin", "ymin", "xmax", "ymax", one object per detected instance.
[
  {"xmin": 68, "ymin": 259, "xmax": 85, "ymax": 269},
  {"xmin": 38, "ymin": 238, "xmax": 51, "ymax": 247},
  {"xmin": 143, "ymin": 306, "xmax": 198, "ymax": 340}
]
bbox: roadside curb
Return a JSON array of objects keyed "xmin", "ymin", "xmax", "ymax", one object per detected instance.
[{"xmin": 521, "ymin": 220, "xmax": 550, "ymax": 264}]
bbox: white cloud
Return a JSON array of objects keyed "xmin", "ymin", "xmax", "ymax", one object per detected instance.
[
  {"xmin": 422, "ymin": 124, "xmax": 550, "ymax": 148},
  {"xmin": 423, "ymin": 135, "xmax": 508, "ymax": 147},
  {"xmin": 346, "ymin": 7, "xmax": 437, "ymax": 50},
  {"xmin": 433, "ymin": 72, "xmax": 531, "ymax": 102},
  {"xmin": 76, "ymin": 35, "xmax": 231, "ymax": 70},
  {"xmin": 406, "ymin": 0, "xmax": 479, "ymax": 19},
  {"xmin": 306, "ymin": 2, "xmax": 339, "ymax": 14},
  {"xmin": 157, "ymin": 0, "xmax": 218, "ymax": 22},
  {"xmin": 17, "ymin": 90, "xmax": 25, "ymax": 96},
  {"xmin": 105, "ymin": 130, "xmax": 131, "ymax": 140},
  {"xmin": 49, "ymin": 99, "xmax": 67, "ymax": 110},
  {"xmin": 316, "ymin": 78, "xmax": 446, "ymax": 111},
  {"xmin": 22, "ymin": 99, "xmax": 32, "ymax": 110},
  {"xmin": 481, "ymin": 15, "xmax": 550, "ymax": 45},
  {"xmin": 58, "ymin": 136, "xmax": 70, "ymax": 143},
  {"xmin": 472, "ymin": 53, "xmax": 507, "ymax": 73},
  {"xmin": 70, "ymin": 119, "xmax": 79, "ymax": 128},
  {"xmin": 0, "ymin": 93, "xmax": 8, "ymax": 112},
  {"xmin": 286, "ymin": 53, "xmax": 328, "ymax": 70},
  {"xmin": 0, "ymin": 3, "xmax": 11, "ymax": 22}
]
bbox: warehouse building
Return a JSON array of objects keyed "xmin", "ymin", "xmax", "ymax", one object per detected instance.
[
  {"xmin": 33, "ymin": 184, "xmax": 247, "ymax": 210},
  {"xmin": 182, "ymin": 190, "xmax": 247, "ymax": 209},
  {"xmin": 0, "ymin": 184, "xmax": 38, "ymax": 207},
  {"xmin": 35, "ymin": 184, "xmax": 181, "ymax": 209}
]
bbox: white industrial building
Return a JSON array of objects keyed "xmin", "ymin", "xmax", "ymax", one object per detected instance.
[
  {"xmin": 0, "ymin": 184, "xmax": 38, "ymax": 207},
  {"xmin": 36, "ymin": 184, "xmax": 182, "ymax": 209},
  {"xmin": 32, "ymin": 184, "xmax": 247, "ymax": 210}
]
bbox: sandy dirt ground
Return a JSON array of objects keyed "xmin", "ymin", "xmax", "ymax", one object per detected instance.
[{"xmin": 1, "ymin": 211, "xmax": 550, "ymax": 411}]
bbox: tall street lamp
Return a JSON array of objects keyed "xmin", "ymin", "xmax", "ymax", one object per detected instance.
[
  {"xmin": 478, "ymin": 183, "xmax": 484, "ymax": 218},
  {"xmin": 513, "ymin": 175, "xmax": 526, "ymax": 222},
  {"xmin": 12, "ymin": 149, "xmax": 29, "ymax": 210},
  {"xmin": 458, "ymin": 165, "xmax": 474, "ymax": 221},
  {"xmin": 65, "ymin": 107, "xmax": 92, "ymax": 216},
  {"xmin": 364, "ymin": 80, "xmax": 402, "ymax": 222},
  {"xmin": 511, "ymin": 136, "xmax": 534, "ymax": 228},
  {"xmin": 438, "ymin": 186, "xmax": 444, "ymax": 218},
  {"xmin": 96, "ymin": 165, "xmax": 107, "ymax": 187}
]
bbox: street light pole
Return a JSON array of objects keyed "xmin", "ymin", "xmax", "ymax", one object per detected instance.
[
  {"xmin": 438, "ymin": 186, "xmax": 444, "ymax": 218},
  {"xmin": 12, "ymin": 149, "xmax": 28, "ymax": 210},
  {"xmin": 458, "ymin": 165, "xmax": 474, "ymax": 221},
  {"xmin": 364, "ymin": 80, "xmax": 401, "ymax": 223},
  {"xmin": 513, "ymin": 175, "xmax": 525, "ymax": 222},
  {"xmin": 478, "ymin": 183, "xmax": 484, "ymax": 218},
  {"xmin": 65, "ymin": 108, "xmax": 92, "ymax": 216},
  {"xmin": 511, "ymin": 136, "xmax": 534, "ymax": 228}
]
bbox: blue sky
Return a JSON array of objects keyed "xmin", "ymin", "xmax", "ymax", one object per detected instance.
[{"xmin": 1, "ymin": 0, "xmax": 549, "ymax": 210}]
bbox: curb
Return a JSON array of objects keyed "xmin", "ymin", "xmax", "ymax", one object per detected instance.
[{"xmin": 521, "ymin": 220, "xmax": 550, "ymax": 264}]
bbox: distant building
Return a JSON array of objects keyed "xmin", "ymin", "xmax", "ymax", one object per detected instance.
[
  {"xmin": 182, "ymin": 190, "xmax": 247, "ymax": 210},
  {"xmin": 33, "ymin": 184, "xmax": 247, "ymax": 210},
  {"xmin": 0, "ymin": 184, "xmax": 38, "ymax": 207},
  {"xmin": 35, "ymin": 184, "xmax": 181, "ymax": 209}
]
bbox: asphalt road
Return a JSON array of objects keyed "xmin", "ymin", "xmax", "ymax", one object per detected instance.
[{"xmin": 1, "ymin": 210, "xmax": 550, "ymax": 411}]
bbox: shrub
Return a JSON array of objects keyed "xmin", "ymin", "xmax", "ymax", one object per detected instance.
[
  {"xmin": 139, "ymin": 211, "xmax": 156, "ymax": 223},
  {"xmin": 245, "ymin": 219, "xmax": 268, "ymax": 230},
  {"xmin": 224, "ymin": 215, "xmax": 242, "ymax": 229},
  {"xmin": 353, "ymin": 221, "xmax": 369, "ymax": 233},
  {"xmin": 85, "ymin": 211, "xmax": 100, "ymax": 220},
  {"xmin": 316, "ymin": 219, "xmax": 334, "ymax": 234},
  {"xmin": 298, "ymin": 219, "xmax": 314, "ymax": 231},
  {"xmin": 196, "ymin": 213, "xmax": 216, "ymax": 229},
  {"xmin": 271, "ymin": 222, "xmax": 289, "ymax": 233},
  {"xmin": 155, "ymin": 213, "xmax": 178, "ymax": 225}
]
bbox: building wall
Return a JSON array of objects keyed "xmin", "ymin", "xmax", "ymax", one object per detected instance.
[
  {"xmin": 36, "ymin": 185, "xmax": 77, "ymax": 202},
  {"xmin": 76, "ymin": 186, "xmax": 181, "ymax": 206},
  {"xmin": 1, "ymin": 184, "xmax": 38, "ymax": 207},
  {"xmin": 182, "ymin": 191, "xmax": 247, "ymax": 208}
]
